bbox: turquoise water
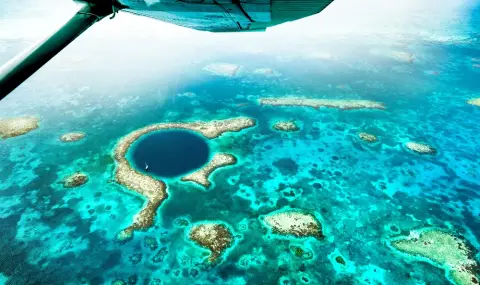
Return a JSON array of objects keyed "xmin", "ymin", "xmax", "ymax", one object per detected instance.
[{"xmin": 1, "ymin": 1, "xmax": 480, "ymax": 284}]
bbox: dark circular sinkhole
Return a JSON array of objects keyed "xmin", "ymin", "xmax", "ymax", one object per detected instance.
[{"xmin": 130, "ymin": 130, "xmax": 210, "ymax": 178}]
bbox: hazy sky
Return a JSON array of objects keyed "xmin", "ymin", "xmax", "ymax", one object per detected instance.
[
  {"xmin": 0, "ymin": 0, "xmax": 476, "ymax": 43},
  {"xmin": 0, "ymin": 0, "xmax": 478, "ymax": 115}
]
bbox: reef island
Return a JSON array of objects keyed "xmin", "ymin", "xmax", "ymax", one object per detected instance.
[
  {"xmin": 188, "ymin": 222, "xmax": 234, "ymax": 263},
  {"xmin": 259, "ymin": 97, "xmax": 386, "ymax": 110},
  {"xmin": 60, "ymin": 132, "xmax": 86, "ymax": 142},
  {"xmin": 358, "ymin": 132, "xmax": 378, "ymax": 143},
  {"xmin": 390, "ymin": 229, "xmax": 479, "ymax": 285},
  {"xmin": 273, "ymin": 121, "xmax": 300, "ymax": 132},
  {"xmin": 262, "ymin": 208, "xmax": 324, "ymax": 239},
  {"xmin": 0, "ymin": 116, "xmax": 39, "ymax": 139},
  {"xmin": 405, "ymin": 142, "xmax": 437, "ymax": 155},
  {"xmin": 113, "ymin": 117, "xmax": 256, "ymax": 240},
  {"xmin": 62, "ymin": 172, "xmax": 89, "ymax": 188}
]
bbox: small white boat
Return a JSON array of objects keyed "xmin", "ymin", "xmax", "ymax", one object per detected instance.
[{"xmin": 145, "ymin": 162, "xmax": 149, "ymax": 171}]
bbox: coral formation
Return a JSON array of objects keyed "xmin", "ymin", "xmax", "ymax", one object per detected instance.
[
  {"xmin": 259, "ymin": 97, "xmax": 385, "ymax": 110},
  {"xmin": 358, "ymin": 132, "xmax": 377, "ymax": 143},
  {"xmin": 390, "ymin": 51, "xmax": 415, "ymax": 63},
  {"xmin": 253, "ymin": 68, "xmax": 281, "ymax": 76},
  {"xmin": 405, "ymin": 142, "xmax": 437, "ymax": 155},
  {"xmin": 113, "ymin": 118, "xmax": 255, "ymax": 235},
  {"xmin": 335, "ymin": 256, "xmax": 346, "ymax": 265},
  {"xmin": 62, "ymin": 172, "xmax": 88, "ymax": 188},
  {"xmin": 115, "ymin": 228, "xmax": 134, "ymax": 243},
  {"xmin": 391, "ymin": 229, "xmax": 479, "ymax": 285},
  {"xmin": 467, "ymin": 98, "xmax": 480, "ymax": 107},
  {"xmin": 152, "ymin": 246, "xmax": 168, "ymax": 263},
  {"xmin": 177, "ymin": 92, "xmax": 196, "ymax": 97},
  {"xmin": 188, "ymin": 222, "xmax": 233, "ymax": 263},
  {"xmin": 173, "ymin": 217, "xmax": 190, "ymax": 228},
  {"xmin": 273, "ymin": 121, "xmax": 300, "ymax": 132},
  {"xmin": 0, "ymin": 116, "xmax": 39, "ymax": 139},
  {"xmin": 181, "ymin": 153, "xmax": 237, "ymax": 188},
  {"xmin": 203, "ymin": 63, "xmax": 240, "ymax": 77},
  {"xmin": 144, "ymin": 237, "xmax": 158, "ymax": 251},
  {"xmin": 289, "ymin": 245, "xmax": 314, "ymax": 260},
  {"xmin": 262, "ymin": 208, "xmax": 324, "ymax": 239},
  {"xmin": 60, "ymin": 132, "xmax": 86, "ymax": 142}
]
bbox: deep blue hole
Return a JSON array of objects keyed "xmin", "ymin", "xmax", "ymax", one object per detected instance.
[{"xmin": 130, "ymin": 130, "xmax": 210, "ymax": 178}]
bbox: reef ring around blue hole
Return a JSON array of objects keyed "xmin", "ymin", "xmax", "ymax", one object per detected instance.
[{"xmin": 129, "ymin": 130, "xmax": 210, "ymax": 178}]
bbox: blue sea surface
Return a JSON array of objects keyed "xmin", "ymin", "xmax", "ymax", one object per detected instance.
[
  {"xmin": 130, "ymin": 130, "xmax": 210, "ymax": 178},
  {"xmin": 0, "ymin": 0, "xmax": 480, "ymax": 284}
]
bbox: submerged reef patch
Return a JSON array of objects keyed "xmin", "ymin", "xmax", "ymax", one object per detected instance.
[
  {"xmin": 253, "ymin": 67, "xmax": 281, "ymax": 77},
  {"xmin": 113, "ymin": 117, "xmax": 255, "ymax": 237},
  {"xmin": 467, "ymin": 98, "xmax": 480, "ymax": 107},
  {"xmin": 261, "ymin": 208, "xmax": 324, "ymax": 239},
  {"xmin": 177, "ymin": 92, "xmax": 196, "ymax": 98},
  {"xmin": 259, "ymin": 97, "xmax": 385, "ymax": 110},
  {"xmin": 273, "ymin": 121, "xmax": 300, "ymax": 132},
  {"xmin": 144, "ymin": 236, "xmax": 158, "ymax": 251},
  {"xmin": 62, "ymin": 172, "xmax": 88, "ymax": 188},
  {"xmin": 0, "ymin": 116, "xmax": 39, "ymax": 139},
  {"xmin": 405, "ymin": 142, "xmax": 437, "ymax": 155},
  {"xmin": 273, "ymin": 158, "xmax": 299, "ymax": 176},
  {"xmin": 203, "ymin": 63, "xmax": 240, "ymax": 77},
  {"xmin": 328, "ymin": 248, "xmax": 356, "ymax": 274},
  {"xmin": 289, "ymin": 244, "xmax": 314, "ymax": 260},
  {"xmin": 181, "ymin": 153, "xmax": 237, "ymax": 188},
  {"xmin": 60, "ymin": 132, "xmax": 86, "ymax": 142},
  {"xmin": 111, "ymin": 279, "xmax": 126, "ymax": 285},
  {"xmin": 390, "ymin": 229, "xmax": 479, "ymax": 285},
  {"xmin": 358, "ymin": 132, "xmax": 377, "ymax": 143},
  {"xmin": 390, "ymin": 51, "xmax": 415, "ymax": 63},
  {"xmin": 188, "ymin": 222, "xmax": 234, "ymax": 263}
]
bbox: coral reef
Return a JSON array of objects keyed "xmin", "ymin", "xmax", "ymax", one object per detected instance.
[
  {"xmin": 113, "ymin": 117, "xmax": 255, "ymax": 235},
  {"xmin": 0, "ymin": 116, "xmax": 39, "ymax": 139},
  {"xmin": 62, "ymin": 172, "xmax": 88, "ymax": 188},
  {"xmin": 335, "ymin": 256, "xmax": 346, "ymax": 265},
  {"xmin": 115, "ymin": 228, "xmax": 134, "ymax": 243},
  {"xmin": 405, "ymin": 142, "xmax": 437, "ymax": 155},
  {"xmin": 358, "ymin": 132, "xmax": 377, "ymax": 143},
  {"xmin": 144, "ymin": 237, "xmax": 158, "ymax": 251},
  {"xmin": 259, "ymin": 97, "xmax": 385, "ymax": 110},
  {"xmin": 203, "ymin": 63, "xmax": 240, "ymax": 77},
  {"xmin": 390, "ymin": 229, "xmax": 479, "ymax": 285},
  {"xmin": 262, "ymin": 208, "xmax": 324, "ymax": 239},
  {"xmin": 60, "ymin": 132, "xmax": 86, "ymax": 142},
  {"xmin": 467, "ymin": 98, "xmax": 480, "ymax": 107},
  {"xmin": 273, "ymin": 121, "xmax": 300, "ymax": 132},
  {"xmin": 173, "ymin": 217, "xmax": 190, "ymax": 228},
  {"xmin": 181, "ymin": 153, "xmax": 237, "ymax": 188},
  {"xmin": 253, "ymin": 68, "xmax": 281, "ymax": 77},
  {"xmin": 152, "ymin": 246, "xmax": 168, "ymax": 263},
  {"xmin": 390, "ymin": 51, "xmax": 415, "ymax": 63},
  {"xmin": 188, "ymin": 222, "xmax": 233, "ymax": 263},
  {"xmin": 289, "ymin": 245, "xmax": 314, "ymax": 260},
  {"xmin": 177, "ymin": 92, "xmax": 196, "ymax": 97}
]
